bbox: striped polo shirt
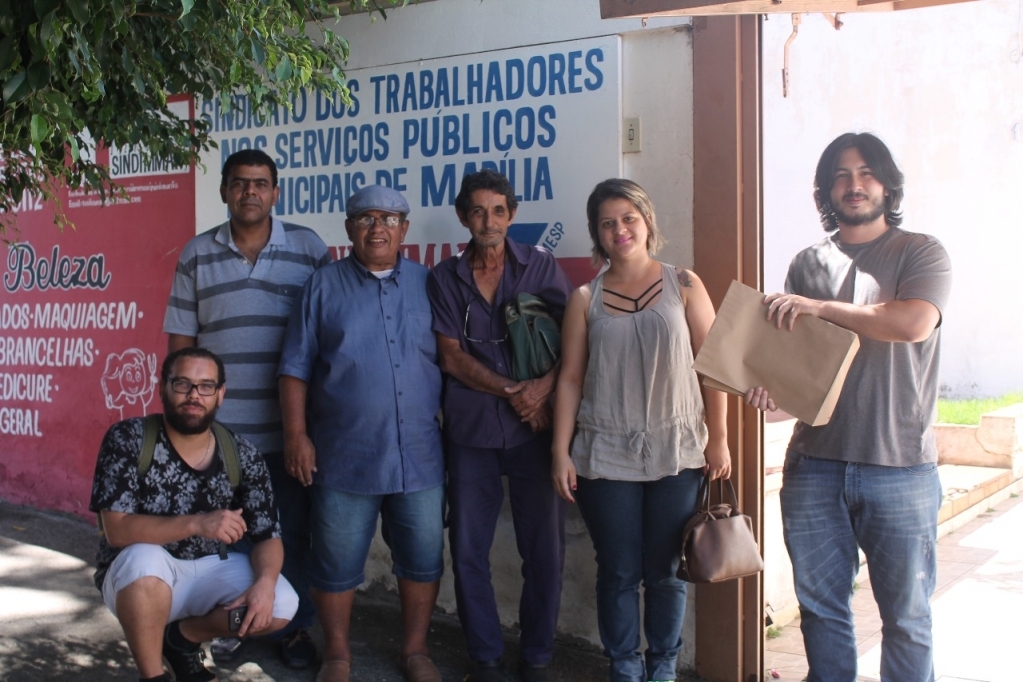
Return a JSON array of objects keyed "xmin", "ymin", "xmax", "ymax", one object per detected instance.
[{"xmin": 163, "ymin": 217, "xmax": 331, "ymax": 457}]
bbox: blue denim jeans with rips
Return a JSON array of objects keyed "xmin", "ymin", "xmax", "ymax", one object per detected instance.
[{"xmin": 780, "ymin": 451, "xmax": 942, "ymax": 682}]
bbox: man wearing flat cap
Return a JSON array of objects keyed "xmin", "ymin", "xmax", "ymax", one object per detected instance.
[{"xmin": 278, "ymin": 185, "xmax": 445, "ymax": 682}]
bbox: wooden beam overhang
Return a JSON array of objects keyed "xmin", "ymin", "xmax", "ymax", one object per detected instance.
[{"xmin": 601, "ymin": 0, "xmax": 977, "ymax": 16}]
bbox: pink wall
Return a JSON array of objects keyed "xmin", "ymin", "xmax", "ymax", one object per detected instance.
[{"xmin": 0, "ymin": 150, "xmax": 195, "ymax": 518}]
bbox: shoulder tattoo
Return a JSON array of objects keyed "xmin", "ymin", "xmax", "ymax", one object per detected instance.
[{"xmin": 676, "ymin": 268, "xmax": 693, "ymax": 288}]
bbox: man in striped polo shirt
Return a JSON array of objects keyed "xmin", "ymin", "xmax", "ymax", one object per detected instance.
[{"xmin": 164, "ymin": 149, "xmax": 331, "ymax": 670}]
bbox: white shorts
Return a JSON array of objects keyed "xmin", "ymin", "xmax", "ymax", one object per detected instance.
[{"xmin": 102, "ymin": 544, "xmax": 298, "ymax": 623}]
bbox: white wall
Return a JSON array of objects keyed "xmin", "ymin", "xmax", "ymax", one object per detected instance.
[
  {"xmin": 333, "ymin": 0, "xmax": 689, "ymax": 69},
  {"xmin": 330, "ymin": 0, "xmax": 696, "ymax": 260},
  {"xmin": 623, "ymin": 26, "xmax": 696, "ymax": 269},
  {"xmin": 762, "ymin": 1, "xmax": 1023, "ymax": 398},
  {"xmin": 333, "ymin": 0, "xmax": 696, "ymax": 265}
]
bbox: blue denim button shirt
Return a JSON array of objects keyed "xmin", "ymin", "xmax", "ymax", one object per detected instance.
[{"xmin": 279, "ymin": 254, "xmax": 444, "ymax": 495}]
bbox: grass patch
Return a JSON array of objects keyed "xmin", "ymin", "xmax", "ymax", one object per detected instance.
[
  {"xmin": 937, "ymin": 393, "xmax": 1023, "ymax": 425},
  {"xmin": 766, "ymin": 626, "xmax": 783, "ymax": 639}
]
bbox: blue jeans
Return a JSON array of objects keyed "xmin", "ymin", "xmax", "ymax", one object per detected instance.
[
  {"xmin": 780, "ymin": 452, "xmax": 942, "ymax": 682},
  {"xmin": 575, "ymin": 469, "xmax": 703, "ymax": 682},
  {"xmin": 309, "ymin": 484, "xmax": 445, "ymax": 592},
  {"xmin": 264, "ymin": 454, "xmax": 316, "ymax": 635}
]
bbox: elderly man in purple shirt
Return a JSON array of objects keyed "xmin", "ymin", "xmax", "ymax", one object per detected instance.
[
  {"xmin": 426, "ymin": 169, "xmax": 571, "ymax": 682},
  {"xmin": 279, "ymin": 185, "xmax": 444, "ymax": 682}
]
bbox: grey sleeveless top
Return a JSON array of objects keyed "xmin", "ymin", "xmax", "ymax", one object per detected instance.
[{"xmin": 570, "ymin": 262, "xmax": 708, "ymax": 481}]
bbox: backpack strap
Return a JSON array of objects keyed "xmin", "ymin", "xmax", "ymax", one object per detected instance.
[
  {"xmin": 211, "ymin": 421, "xmax": 241, "ymax": 489},
  {"xmin": 210, "ymin": 421, "xmax": 241, "ymax": 559},
  {"xmin": 137, "ymin": 414, "xmax": 164, "ymax": 477}
]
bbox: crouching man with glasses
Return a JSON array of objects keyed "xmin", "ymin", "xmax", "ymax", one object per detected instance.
[
  {"xmin": 426, "ymin": 169, "xmax": 572, "ymax": 682},
  {"xmin": 90, "ymin": 346, "xmax": 297, "ymax": 682}
]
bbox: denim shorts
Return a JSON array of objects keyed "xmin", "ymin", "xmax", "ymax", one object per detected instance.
[{"xmin": 309, "ymin": 484, "xmax": 445, "ymax": 593}]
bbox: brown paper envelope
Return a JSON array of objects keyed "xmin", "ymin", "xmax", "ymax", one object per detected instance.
[
  {"xmin": 693, "ymin": 280, "xmax": 860, "ymax": 426},
  {"xmin": 701, "ymin": 377, "xmax": 745, "ymax": 397}
]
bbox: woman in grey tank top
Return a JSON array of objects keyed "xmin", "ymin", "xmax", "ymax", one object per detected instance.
[{"xmin": 551, "ymin": 179, "xmax": 730, "ymax": 682}]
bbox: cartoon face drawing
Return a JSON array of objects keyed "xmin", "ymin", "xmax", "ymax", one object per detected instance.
[
  {"xmin": 119, "ymin": 359, "xmax": 147, "ymax": 396},
  {"xmin": 102, "ymin": 348, "xmax": 158, "ymax": 418}
]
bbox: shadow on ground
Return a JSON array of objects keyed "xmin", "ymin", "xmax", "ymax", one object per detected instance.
[{"xmin": 0, "ymin": 501, "xmax": 706, "ymax": 682}]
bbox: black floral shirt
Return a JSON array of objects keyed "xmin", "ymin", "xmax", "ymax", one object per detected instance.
[{"xmin": 89, "ymin": 417, "xmax": 280, "ymax": 590}]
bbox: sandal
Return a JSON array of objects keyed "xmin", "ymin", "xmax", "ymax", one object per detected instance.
[
  {"xmin": 403, "ymin": 654, "xmax": 442, "ymax": 682},
  {"xmin": 315, "ymin": 659, "xmax": 351, "ymax": 682}
]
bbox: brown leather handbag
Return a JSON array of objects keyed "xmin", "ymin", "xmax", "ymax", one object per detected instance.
[{"xmin": 677, "ymin": 475, "xmax": 764, "ymax": 583}]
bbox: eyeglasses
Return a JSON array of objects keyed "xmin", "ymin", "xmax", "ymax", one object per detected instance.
[
  {"xmin": 353, "ymin": 214, "xmax": 402, "ymax": 229},
  {"xmin": 168, "ymin": 377, "xmax": 221, "ymax": 396},
  {"xmin": 463, "ymin": 300, "xmax": 507, "ymax": 344}
]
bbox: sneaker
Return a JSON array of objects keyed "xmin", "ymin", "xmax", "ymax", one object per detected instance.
[
  {"xmin": 279, "ymin": 628, "xmax": 316, "ymax": 669},
  {"xmin": 162, "ymin": 624, "xmax": 216, "ymax": 682},
  {"xmin": 209, "ymin": 636, "xmax": 244, "ymax": 664}
]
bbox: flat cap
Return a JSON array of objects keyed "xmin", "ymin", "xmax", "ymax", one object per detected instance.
[{"xmin": 345, "ymin": 184, "xmax": 410, "ymax": 218}]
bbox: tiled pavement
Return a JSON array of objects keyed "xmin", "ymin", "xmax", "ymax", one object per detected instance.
[{"xmin": 764, "ymin": 491, "xmax": 1023, "ymax": 682}]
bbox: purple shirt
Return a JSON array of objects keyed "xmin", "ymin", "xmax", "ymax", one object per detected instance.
[{"xmin": 427, "ymin": 238, "xmax": 571, "ymax": 449}]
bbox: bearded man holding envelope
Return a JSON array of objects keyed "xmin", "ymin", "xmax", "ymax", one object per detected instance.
[{"xmin": 746, "ymin": 132, "xmax": 952, "ymax": 682}]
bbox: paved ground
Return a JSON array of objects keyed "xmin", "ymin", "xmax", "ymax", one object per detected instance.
[
  {"xmin": 0, "ymin": 500, "xmax": 705, "ymax": 682},
  {"xmin": 764, "ymin": 490, "xmax": 1023, "ymax": 682},
  {"xmin": 6, "ymin": 484, "xmax": 1020, "ymax": 681}
]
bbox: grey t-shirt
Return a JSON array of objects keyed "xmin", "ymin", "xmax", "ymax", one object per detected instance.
[{"xmin": 785, "ymin": 227, "xmax": 952, "ymax": 467}]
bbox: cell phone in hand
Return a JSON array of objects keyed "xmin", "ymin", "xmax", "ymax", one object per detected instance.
[{"xmin": 228, "ymin": 605, "xmax": 248, "ymax": 633}]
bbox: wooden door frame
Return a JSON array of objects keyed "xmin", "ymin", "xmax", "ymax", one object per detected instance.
[{"xmin": 692, "ymin": 14, "xmax": 765, "ymax": 682}]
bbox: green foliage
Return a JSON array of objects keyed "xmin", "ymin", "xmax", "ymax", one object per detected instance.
[
  {"xmin": 937, "ymin": 392, "xmax": 1023, "ymax": 425},
  {"xmin": 0, "ymin": 0, "xmax": 404, "ymax": 235}
]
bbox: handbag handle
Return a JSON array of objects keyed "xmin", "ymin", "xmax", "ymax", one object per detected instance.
[{"xmin": 695, "ymin": 475, "xmax": 742, "ymax": 514}]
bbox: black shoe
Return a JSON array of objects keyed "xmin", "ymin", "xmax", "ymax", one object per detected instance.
[
  {"xmin": 518, "ymin": 662, "xmax": 551, "ymax": 682},
  {"xmin": 465, "ymin": 659, "xmax": 505, "ymax": 682},
  {"xmin": 162, "ymin": 624, "xmax": 216, "ymax": 682},
  {"xmin": 209, "ymin": 636, "xmax": 244, "ymax": 664},
  {"xmin": 279, "ymin": 628, "xmax": 316, "ymax": 669}
]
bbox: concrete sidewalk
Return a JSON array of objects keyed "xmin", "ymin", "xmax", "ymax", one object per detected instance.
[
  {"xmin": 8, "ymin": 489, "xmax": 1019, "ymax": 682},
  {"xmin": 0, "ymin": 501, "xmax": 601, "ymax": 682},
  {"xmin": 764, "ymin": 485, "xmax": 1023, "ymax": 682},
  {"xmin": 0, "ymin": 501, "xmax": 698, "ymax": 682}
]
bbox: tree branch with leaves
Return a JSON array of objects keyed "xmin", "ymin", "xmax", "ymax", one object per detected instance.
[{"xmin": 0, "ymin": 0, "xmax": 405, "ymax": 235}]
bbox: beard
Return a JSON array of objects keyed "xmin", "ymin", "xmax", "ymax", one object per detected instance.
[
  {"xmin": 834, "ymin": 193, "xmax": 885, "ymax": 227},
  {"xmin": 161, "ymin": 391, "xmax": 218, "ymax": 435}
]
